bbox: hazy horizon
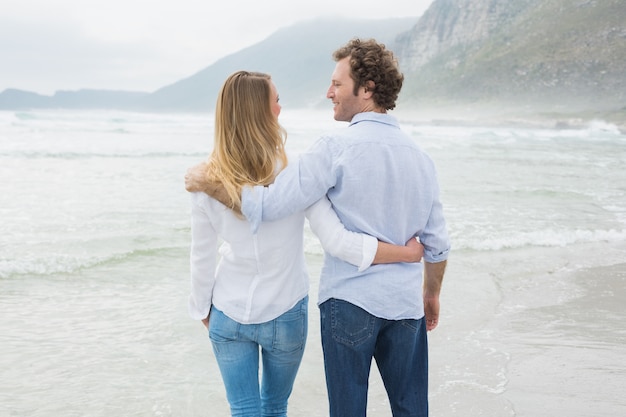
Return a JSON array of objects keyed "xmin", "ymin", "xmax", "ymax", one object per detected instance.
[{"xmin": 1, "ymin": 1, "xmax": 432, "ymax": 95}]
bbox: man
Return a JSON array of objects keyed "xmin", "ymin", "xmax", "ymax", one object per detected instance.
[{"xmin": 186, "ymin": 38, "xmax": 450, "ymax": 417}]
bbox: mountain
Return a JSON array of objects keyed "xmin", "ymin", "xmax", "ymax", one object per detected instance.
[
  {"xmin": 139, "ymin": 17, "xmax": 417, "ymax": 112},
  {"xmin": 1, "ymin": 2, "xmax": 624, "ymax": 127},
  {"xmin": 0, "ymin": 89, "xmax": 53, "ymax": 108},
  {"xmin": 0, "ymin": 88, "xmax": 149, "ymax": 111},
  {"xmin": 396, "ymin": 0, "xmax": 626, "ymax": 124},
  {"xmin": 0, "ymin": 17, "xmax": 416, "ymax": 113}
]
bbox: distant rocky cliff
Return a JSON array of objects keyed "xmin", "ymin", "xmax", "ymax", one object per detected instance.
[
  {"xmin": 394, "ymin": 0, "xmax": 626, "ymax": 123},
  {"xmin": 396, "ymin": 0, "xmax": 537, "ymax": 71}
]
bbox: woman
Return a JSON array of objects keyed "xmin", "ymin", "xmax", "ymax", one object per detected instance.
[{"xmin": 188, "ymin": 71, "xmax": 421, "ymax": 417}]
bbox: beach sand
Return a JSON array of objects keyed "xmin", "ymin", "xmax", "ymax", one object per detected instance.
[
  {"xmin": 499, "ymin": 262, "xmax": 626, "ymax": 416},
  {"xmin": 287, "ymin": 252, "xmax": 626, "ymax": 417},
  {"xmin": 2, "ymin": 248, "xmax": 624, "ymax": 416},
  {"xmin": 288, "ymin": 253, "xmax": 505, "ymax": 416}
]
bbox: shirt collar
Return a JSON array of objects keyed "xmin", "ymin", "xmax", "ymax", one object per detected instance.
[{"xmin": 349, "ymin": 112, "xmax": 399, "ymax": 128}]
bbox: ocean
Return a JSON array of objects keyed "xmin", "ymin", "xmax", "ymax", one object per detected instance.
[{"xmin": 1, "ymin": 109, "xmax": 625, "ymax": 416}]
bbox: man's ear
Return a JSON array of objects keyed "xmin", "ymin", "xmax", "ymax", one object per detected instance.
[{"xmin": 363, "ymin": 81, "xmax": 375, "ymax": 97}]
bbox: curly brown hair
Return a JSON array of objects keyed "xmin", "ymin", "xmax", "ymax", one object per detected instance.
[{"xmin": 332, "ymin": 38, "xmax": 404, "ymax": 111}]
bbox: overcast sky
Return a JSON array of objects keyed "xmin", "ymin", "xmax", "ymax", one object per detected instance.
[{"xmin": 1, "ymin": 0, "xmax": 433, "ymax": 95}]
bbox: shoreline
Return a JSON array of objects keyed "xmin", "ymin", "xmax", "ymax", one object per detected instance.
[
  {"xmin": 296, "ymin": 245, "xmax": 626, "ymax": 416},
  {"xmin": 394, "ymin": 105, "xmax": 626, "ymax": 133}
]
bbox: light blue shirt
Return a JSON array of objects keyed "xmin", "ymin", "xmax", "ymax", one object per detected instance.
[{"xmin": 242, "ymin": 112, "xmax": 450, "ymax": 320}]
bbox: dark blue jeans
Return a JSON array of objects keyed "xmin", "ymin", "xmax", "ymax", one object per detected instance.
[{"xmin": 319, "ymin": 298, "xmax": 428, "ymax": 417}]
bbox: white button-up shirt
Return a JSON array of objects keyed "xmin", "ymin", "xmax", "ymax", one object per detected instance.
[{"xmin": 189, "ymin": 193, "xmax": 377, "ymax": 324}]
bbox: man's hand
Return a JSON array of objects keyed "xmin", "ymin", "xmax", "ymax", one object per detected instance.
[
  {"xmin": 184, "ymin": 162, "xmax": 209, "ymax": 192},
  {"xmin": 184, "ymin": 162, "xmax": 241, "ymax": 213},
  {"xmin": 423, "ymin": 294, "xmax": 440, "ymax": 331},
  {"xmin": 423, "ymin": 260, "xmax": 446, "ymax": 331}
]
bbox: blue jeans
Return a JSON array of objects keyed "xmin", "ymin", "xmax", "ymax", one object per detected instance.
[
  {"xmin": 209, "ymin": 296, "xmax": 308, "ymax": 417},
  {"xmin": 320, "ymin": 298, "xmax": 428, "ymax": 417}
]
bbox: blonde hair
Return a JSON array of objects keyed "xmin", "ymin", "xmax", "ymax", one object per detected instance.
[{"xmin": 206, "ymin": 71, "xmax": 288, "ymax": 208}]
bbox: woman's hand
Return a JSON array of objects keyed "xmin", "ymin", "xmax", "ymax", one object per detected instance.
[{"xmin": 405, "ymin": 237, "xmax": 424, "ymax": 263}]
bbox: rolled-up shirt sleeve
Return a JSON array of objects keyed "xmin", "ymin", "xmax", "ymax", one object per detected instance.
[
  {"xmin": 419, "ymin": 173, "xmax": 451, "ymax": 263},
  {"xmin": 305, "ymin": 197, "xmax": 377, "ymax": 272}
]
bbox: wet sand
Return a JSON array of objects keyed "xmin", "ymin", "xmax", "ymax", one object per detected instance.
[
  {"xmin": 288, "ymin": 254, "xmax": 626, "ymax": 416},
  {"xmin": 2, "ymin": 250, "xmax": 623, "ymax": 416},
  {"xmin": 499, "ymin": 262, "xmax": 626, "ymax": 416}
]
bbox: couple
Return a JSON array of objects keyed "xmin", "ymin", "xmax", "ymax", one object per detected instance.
[{"xmin": 186, "ymin": 38, "xmax": 450, "ymax": 417}]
